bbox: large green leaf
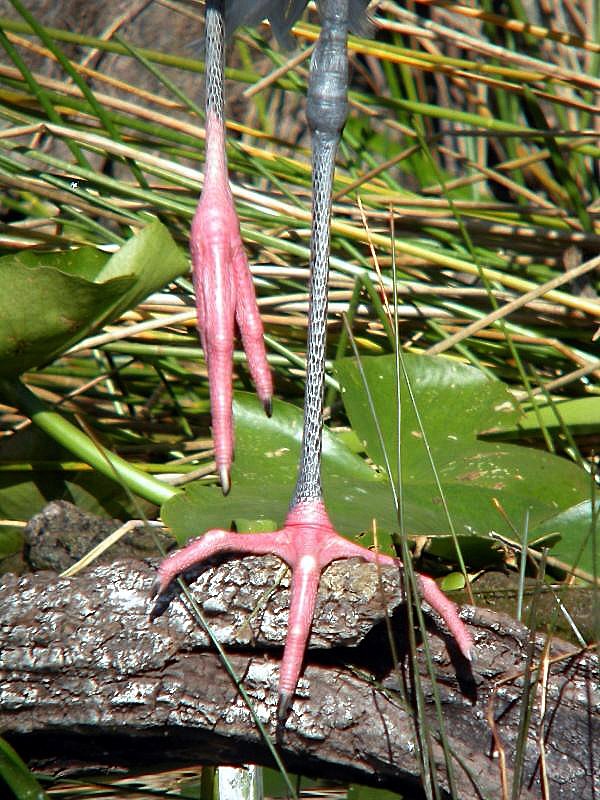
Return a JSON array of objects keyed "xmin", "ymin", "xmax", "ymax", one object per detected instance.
[
  {"xmin": 527, "ymin": 499, "xmax": 598, "ymax": 577},
  {"xmin": 162, "ymin": 393, "xmax": 395, "ymax": 552},
  {"xmin": 483, "ymin": 396, "xmax": 600, "ymax": 440},
  {"xmin": 163, "ymin": 356, "xmax": 594, "ymax": 573},
  {"xmin": 0, "ymin": 220, "xmax": 188, "ymax": 377},
  {"xmin": 334, "ymin": 353, "xmax": 593, "ymax": 571}
]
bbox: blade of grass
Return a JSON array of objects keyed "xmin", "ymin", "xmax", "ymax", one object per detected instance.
[{"xmin": 0, "ymin": 736, "xmax": 47, "ymax": 800}]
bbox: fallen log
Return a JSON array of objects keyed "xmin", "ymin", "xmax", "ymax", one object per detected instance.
[{"xmin": 0, "ymin": 553, "xmax": 597, "ymax": 799}]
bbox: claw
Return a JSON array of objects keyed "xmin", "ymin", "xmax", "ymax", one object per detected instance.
[
  {"xmin": 277, "ymin": 691, "xmax": 293, "ymax": 726},
  {"xmin": 219, "ymin": 465, "xmax": 231, "ymax": 496}
]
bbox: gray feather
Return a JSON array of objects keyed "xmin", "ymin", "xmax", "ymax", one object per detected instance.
[{"xmin": 223, "ymin": 0, "xmax": 372, "ymax": 48}]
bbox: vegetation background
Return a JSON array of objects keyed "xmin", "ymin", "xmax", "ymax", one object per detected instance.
[{"xmin": 0, "ymin": 0, "xmax": 598, "ymax": 797}]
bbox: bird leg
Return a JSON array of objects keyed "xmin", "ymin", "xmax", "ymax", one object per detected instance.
[
  {"xmin": 192, "ymin": 0, "xmax": 272, "ymax": 494},
  {"xmin": 155, "ymin": 0, "xmax": 472, "ymax": 720}
]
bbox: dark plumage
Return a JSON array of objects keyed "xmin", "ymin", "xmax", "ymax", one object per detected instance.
[{"xmin": 224, "ymin": 0, "xmax": 372, "ymax": 47}]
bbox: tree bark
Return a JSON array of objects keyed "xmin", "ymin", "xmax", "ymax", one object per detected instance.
[{"xmin": 0, "ymin": 555, "xmax": 597, "ymax": 799}]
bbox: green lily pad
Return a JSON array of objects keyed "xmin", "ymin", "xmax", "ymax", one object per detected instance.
[
  {"xmin": 0, "ymin": 220, "xmax": 188, "ymax": 377},
  {"xmin": 441, "ymin": 572, "xmax": 467, "ymax": 592},
  {"xmin": 482, "ymin": 396, "xmax": 600, "ymax": 440},
  {"xmin": 347, "ymin": 784, "xmax": 402, "ymax": 800},
  {"xmin": 162, "ymin": 393, "xmax": 395, "ymax": 553},
  {"xmin": 334, "ymin": 353, "xmax": 593, "ymax": 571},
  {"xmin": 527, "ymin": 500, "xmax": 599, "ymax": 577},
  {"xmin": 163, "ymin": 355, "xmax": 594, "ymax": 574}
]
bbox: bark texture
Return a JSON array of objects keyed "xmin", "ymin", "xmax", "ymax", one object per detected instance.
[{"xmin": 0, "ymin": 555, "xmax": 597, "ymax": 799}]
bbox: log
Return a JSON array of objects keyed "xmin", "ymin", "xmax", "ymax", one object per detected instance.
[{"xmin": 0, "ymin": 555, "xmax": 597, "ymax": 799}]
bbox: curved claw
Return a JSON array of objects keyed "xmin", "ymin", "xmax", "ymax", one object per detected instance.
[
  {"xmin": 277, "ymin": 691, "xmax": 294, "ymax": 727},
  {"xmin": 218, "ymin": 465, "xmax": 231, "ymax": 496},
  {"xmin": 191, "ymin": 111, "xmax": 273, "ymax": 493}
]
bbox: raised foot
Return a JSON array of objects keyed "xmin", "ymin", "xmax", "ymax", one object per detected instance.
[
  {"xmin": 191, "ymin": 110, "xmax": 272, "ymax": 495},
  {"xmin": 152, "ymin": 499, "xmax": 472, "ymax": 720}
]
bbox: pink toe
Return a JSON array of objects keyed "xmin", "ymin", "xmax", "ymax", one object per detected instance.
[
  {"xmin": 418, "ymin": 573, "xmax": 473, "ymax": 659},
  {"xmin": 233, "ymin": 246, "xmax": 273, "ymax": 407},
  {"xmin": 155, "ymin": 528, "xmax": 232, "ymax": 593},
  {"xmin": 278, "ymin": 552, "xmax": 321, "ymax": 698}
]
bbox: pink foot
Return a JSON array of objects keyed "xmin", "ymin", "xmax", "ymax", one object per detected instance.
[
  {"xmin": 191, "ymin": 111, "xmax": 272, "ymax": 493},
  {"xmin": 153, "ymin": 500, "xmax": 473, "ymax": 720}
]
